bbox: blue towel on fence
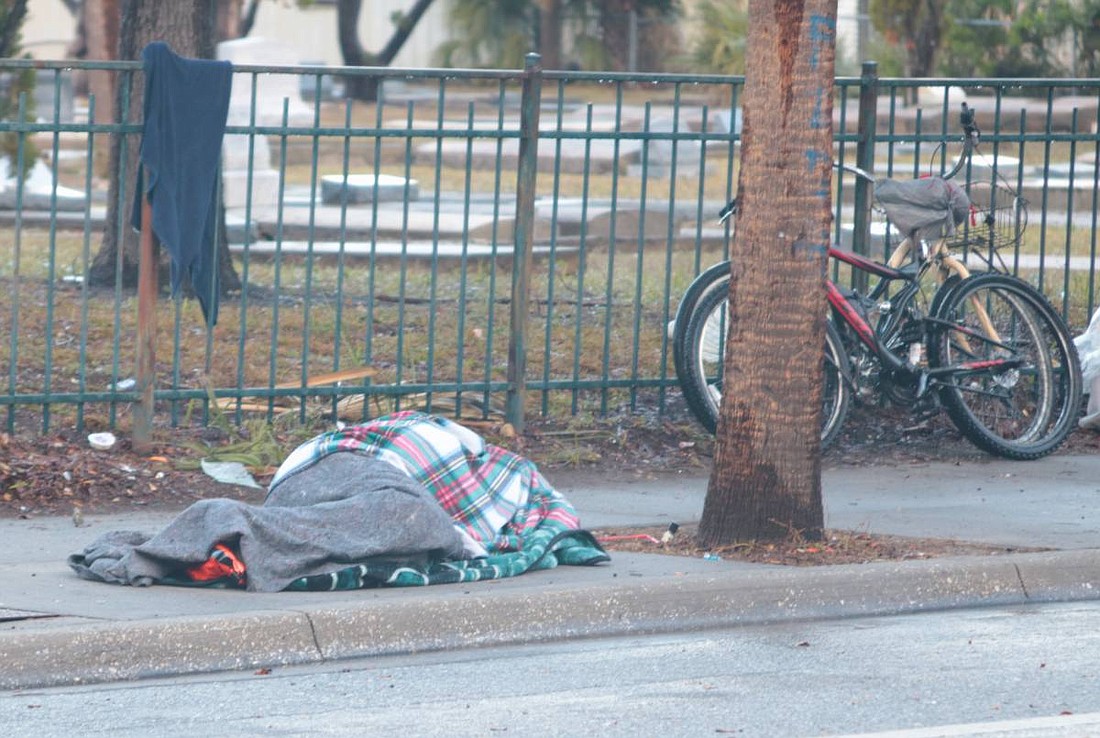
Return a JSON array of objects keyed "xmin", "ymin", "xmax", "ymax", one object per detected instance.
[{"xmin": 131, "ymin": 41, "xmax": 232, "ymax": 325}]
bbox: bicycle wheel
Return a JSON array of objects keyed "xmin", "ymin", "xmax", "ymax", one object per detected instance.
[
  {"xmin": 927, "ymin": 273, "xmax": 1082, "ymax": 460},
  {"xmin": 678, "ymin": 283, "xmax": 851, "ymax": 449},
  {"xmin": 671, "ymin": 260, "xmax": 731, "ymax": 387}
]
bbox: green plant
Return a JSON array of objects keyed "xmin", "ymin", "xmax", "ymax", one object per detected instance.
[
  {"xmin": 177, "ymin": 385, "xmax": 317, "ymax": 473},
  {"xmin": 433, "ymin": 0, "xmax": 533, "ymax": 68},
  {"xmin": 685, "ymin": 0, "xmax": 747, "ymax": 75},
  {"xmin": 0, "ymin": 0, "xmax": 36, "ymax": 181}
]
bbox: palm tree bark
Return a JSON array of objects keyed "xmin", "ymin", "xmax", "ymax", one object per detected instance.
[{"xmin": 696, "ymin": 0, "xmax": 836, "ymax": 546}]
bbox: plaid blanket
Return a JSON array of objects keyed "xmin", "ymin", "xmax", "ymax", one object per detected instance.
[
  {"xmin": 262, "ymin": 411, "xmax": 607, "ymax": 590},
  {"xmin": 272, "ymin": 411, "xmax": 583, "ymax": 555},
  {"xmin": 70, "ymin": 412, "xmax": 607, "ymax": 592},
  {"xmin": 284, "ymin": 528, "xmax": 604, "ymax": 591}
]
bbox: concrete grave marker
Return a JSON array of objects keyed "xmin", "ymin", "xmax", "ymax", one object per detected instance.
[
  {"xmin": 0, "ymin": 158, "xmax": 87, "ymax": 211},
  {"xmin": 34, "ymin": 70, "xmax": 74, "ymax": 124},
  {"xmin": 320, "ymin": 173, "xmax": 420, "ymax": 205},
  {"xmin": 217, "ymin": 38, "xmax": 315, "ymax": 211},
  {"xmin": 217, "ymin": 37, "xmax": 314, "ymax": 127}
]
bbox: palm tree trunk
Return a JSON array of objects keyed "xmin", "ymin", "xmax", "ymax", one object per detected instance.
[{"xmin": 697, "ymin": 0, "xmax": 836, "ymax": 546}]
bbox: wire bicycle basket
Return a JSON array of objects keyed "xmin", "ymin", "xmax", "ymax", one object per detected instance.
[{"xmin": 946, "ymin": 182, "xmax": 1028, "ymax": 253}]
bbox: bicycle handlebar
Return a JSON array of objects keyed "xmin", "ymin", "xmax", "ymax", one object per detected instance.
[
  {"xmin": 960, "ymin": 101, "xmax": 978, "ymax": 140},
  {"xmin": 717, "ymin": 103, "xmax": 980, "ymax": 222},
  {"xmin": 942, "ymin": 102, "xmax": 980, "ymax": 180},
  {"xmin": 718, "ymin": 198, "xmax": 737, "ymax": 224}
]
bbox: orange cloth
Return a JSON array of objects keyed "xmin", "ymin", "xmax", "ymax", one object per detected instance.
[{"xmin": 185, "ymin": 543, "xmax": 246, "ymax": 586}]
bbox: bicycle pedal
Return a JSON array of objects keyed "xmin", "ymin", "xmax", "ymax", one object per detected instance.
[
  {"xmin": 911, "ymin": 387, "xmax": 941, "ymax": 417},
  {"xmin": 912, "ymin": 403, "xmax": 939, "ymax": 422},
  {"xmin": 915, "ymin": 371, "xmax": 930, "ymax": 398}
]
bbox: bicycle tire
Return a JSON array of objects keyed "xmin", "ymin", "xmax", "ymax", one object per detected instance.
[
  {"xmin": 672, "ymin": 260, "xmax": 731, "ymax": 387},
  {"xmin": 927, "ymin": 269, "xmax": 996, "ymax": 319},
  {"xmin": 928, "ymin": 273, "xmax": 965, "ymax": 318},
  {"xmin": 927, "ymin": 273, "xmax": 1082, "ymax": 460},
  {"xmin": 678, "ymin": 281, "xmax": 851, "ymax": 449},
  {"xmin": 868, "ymin": 268, "xmax": 994, "ymax": 407}
]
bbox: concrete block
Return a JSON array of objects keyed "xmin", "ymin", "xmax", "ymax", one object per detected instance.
[
  {"xmin": 222, "ymin": 133, "xmax": 274, "ymax": 171},
  {"xmin": 222, "ymin": 168, "xmax": 280, "ymax": 210},
  {"xmin": 216, "ymin": 37, "xmax": 314, "ymax": 127},
  {"xmin": 34, "ymin": 69, "xmax": 75, "ymax": 123},
  {"xmin": 320, "ymin": 173, "xmax": 419, "ymax": 205}
]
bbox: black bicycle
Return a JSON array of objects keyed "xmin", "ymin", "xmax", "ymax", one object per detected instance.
[{"xmin": 673, "ymin": 104, "xmax": 1082, "ymax": 460}]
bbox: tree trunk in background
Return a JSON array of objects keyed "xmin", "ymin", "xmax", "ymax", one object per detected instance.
[
  {"xmin": 337, "ymin": 0, "xmax": 436, "ymax": 101},
  {"xmin": 634, "ymin": 6, "xmax": 682, "ymax": 73},
  {"xmin": 908, "ymin": 1, "xmax": 943, "ymax": 78},
  {"xmin": 336, "ymin": 0, "xmax": 369, "ymax": 87},
  {"xmin": 0, "ymin": 0, "xmax": 28, "ymax": 57},
  {"xmin": 600, "ymin": 0, "xmax": 634, "ymax": 71},
  {"xmin": 215, "ymin": 0, "xmax": 243, "ymax": 41},
  {"xmin": 88, "ymin": 0, "xmax": 240, "ymax": 294},
  {"xmin": 536, "ymin": 0, "xmax": 563, "ymax": 70},
  {"xmin": 374, "ymin": 0, "xmax": 436, "ymax": 65},
  {"xmin": 868, "ymin": 0, "xmax": 946, "ymax": 91},
  {"xmin": 696, "ymin": 0, "xmax": 836, "ymax": 546},
  {"xmin": 238, "ymin": 0, "xmax": 261, "ymax": 37},
  {"xmin": 82, "ymin": 0, "xmax": 120, "ymax": 123}
]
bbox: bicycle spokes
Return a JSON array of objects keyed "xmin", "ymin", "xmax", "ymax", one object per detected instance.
[{"xmin": 927, "ymin": 274, "xmax": 1081, "ymax": 460}]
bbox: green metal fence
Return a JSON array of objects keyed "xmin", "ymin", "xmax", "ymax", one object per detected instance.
[{"xmin": 2, "ymin": 56, "xmax": 1099, "ymax": 437}]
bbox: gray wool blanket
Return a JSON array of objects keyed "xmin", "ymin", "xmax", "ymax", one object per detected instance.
[{"xmin": 68, "ymin": 453, "xmax": 466, "ymax": 592}]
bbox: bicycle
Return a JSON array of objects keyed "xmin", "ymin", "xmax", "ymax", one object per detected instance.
[{"xmin": 673, "ymin": 104, "xmax": 1082, "ymax": 461}]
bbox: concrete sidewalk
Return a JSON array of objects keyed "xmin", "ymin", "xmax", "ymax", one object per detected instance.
[{"xmin": 2, "ymin": 454, "xmax": 1099, "ymax": 690}]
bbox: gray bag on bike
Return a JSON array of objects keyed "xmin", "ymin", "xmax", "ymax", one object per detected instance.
[{"xmin": 873, "ymin": 177, "xmax": 971, "ymax": 242}]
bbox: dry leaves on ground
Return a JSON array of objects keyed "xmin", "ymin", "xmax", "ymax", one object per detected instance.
[
  {"xmin": 592, "ymin": 523, "xmax": 1047, "ymax": 566},
  {"xmin": 0, "ymin": 407, "xmax": 1093, "ymax": 566}
]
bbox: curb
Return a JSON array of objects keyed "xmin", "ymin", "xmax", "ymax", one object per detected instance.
[{"xmin": 2, "ymin": 549, "xmax": 1098, "ymax": 691}]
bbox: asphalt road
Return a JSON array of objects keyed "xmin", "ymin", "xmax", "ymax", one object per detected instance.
[{"xmin": 5, "ymin": 600, "xmax": 1100, "ymax": 738}]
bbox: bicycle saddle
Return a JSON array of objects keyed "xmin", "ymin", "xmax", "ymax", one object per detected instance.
[{"xmin": 874, "ymin": 177, "xmax": 970, "ymax": 242}]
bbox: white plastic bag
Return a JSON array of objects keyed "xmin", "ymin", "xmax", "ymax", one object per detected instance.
[{"xmin": 1074, "ymin": 306, "xmax": 1100, "ymax": 428}]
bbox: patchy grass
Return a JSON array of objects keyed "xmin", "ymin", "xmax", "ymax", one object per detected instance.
[{"xmin": 1, "ymin": 222, "xmax": 732, "ymax": 437}]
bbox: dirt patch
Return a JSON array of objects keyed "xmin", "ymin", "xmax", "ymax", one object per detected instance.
[
  {"xmin": 0, "ymin": 428, "xmax": 267, "ymax": 519},
  {"xmin": 591, "ymin": 523, "xmax": 1047, "ymax": 566}
]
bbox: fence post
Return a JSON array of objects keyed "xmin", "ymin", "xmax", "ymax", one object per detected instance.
[
  {"xmin": 133, "ymin": 198, "xmax": 156, "ymax": 452},
  {"xmin": 506, "ymin": 53, "xmax": 542, "ymax": 433},
  {"xmin": 852, "ymin": 60, "xmax": 878, "ymax": 292}
]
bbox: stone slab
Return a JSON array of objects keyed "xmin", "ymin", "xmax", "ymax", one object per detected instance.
[{"xmin": 320, "ymin": 173, "xmax": 419, "ymax": 204}]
